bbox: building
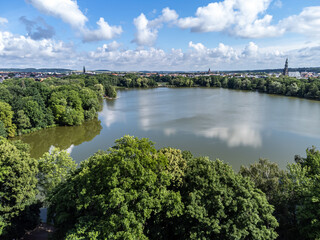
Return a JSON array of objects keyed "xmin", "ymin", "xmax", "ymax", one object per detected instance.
[
  {"xmin": 288, "ymin": 71, "xmax": 301, "ymax": 78},
  {"xmin": 283, "ymin": 58, "xmax": 289, "ymax": 76}
]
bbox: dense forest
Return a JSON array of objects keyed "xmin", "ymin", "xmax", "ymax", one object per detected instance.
[
  {"xmin": 0, "ymin": 74, "xmax": 157, "ymax": 137},
  {"xmin": 0, "ymin": 135, "xmax": 320, "ymax": 239}
]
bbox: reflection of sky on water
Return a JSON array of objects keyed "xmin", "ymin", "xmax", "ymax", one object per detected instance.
[
  {"xmin": 49, "ymin": 144, "xmax": 75, "ymax": 154},
  {"xmin": 100, "ymin": 99, "xmax": 126, "ymax": 128},
  {"xmin": 136, "ymin": 88, "xmax": 263, "ymax": 148},
  {"xmin": 63, "ymin": 87, "xmax": 320, "ymax": 170},
  {"xmin": 198, "ymin": 126, "xmax": 262, "ymax": 148}
]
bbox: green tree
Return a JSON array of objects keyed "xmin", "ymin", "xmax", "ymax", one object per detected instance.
[
  {"xmin": 0, "ymin": 101, "xmax": 16, "ymax": 137},
  {"xmin": 38, "ymin": 147, "xmax": 77, "ymax": 201},
  {"xmin": 295, "ymin": 146, "xmax": 320, "ymax": 176},
  {"xmin": 105, "ymin": 85, "xmax": 117, "ymax": 98},
  {"xmin": 158, "ymin": 147, "xmax": 187, "ymax": 188},
  {"xmin": 296, "ymin": 174, "xmax": 320, "ymax": 239},
  {"xmin": 23, "ymin": 99, "xmax": 46, "ymax": 128},
  {"xmin": 48, "ymin": 136, "xmax": 183, "ymax": 239},
  {"xmin": 15, "ymin": 110, "xmax": 31, "ymax": 130},
  {"xmin": 0, "ymin": 121, "xmax": 7, "ymax": 138},
  {"xmin": 0, "ymin": 138, "xmax": 38, "ymax": 238},
  {"xmin": 239, "ymin": 159, "xmax": 296, "ymax": 239},
  {"xmin": 177, "ymin": 157, "xmax": 278, "ymax": 240},
  {"xmin": 288, "ymin": 147, "xmax": 320, "ymax": 239},
  {"xmin": 239, "ymin": 158, "xmax": 286, "ymax": 205},
  {"xmin": 49, "ymin": 90, "xmax": 84, "ymax": 126}
]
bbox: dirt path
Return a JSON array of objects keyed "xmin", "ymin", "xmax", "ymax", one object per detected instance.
[{"xmin": 21, "ymin": 223, "xmax": 54, "ymax": 240}]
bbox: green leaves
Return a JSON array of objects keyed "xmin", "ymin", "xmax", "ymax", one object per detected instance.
[
  {"xmin": 0, "ymin": 101, "xmax": 16, "ymax": 137},
  {"xmin": 38, "ymin": 147, "xmax": 77, "ymax": 202},
  {"xmin": 47, "ymin": 136, "xmax": 278, "ymax": 240},
  {"xmin": 178, "ymin": 158, "xmax": 278, "ymax": 240},
  {"xmin": 0, "ymin": 138, "xmax": 38, "ymax": 237}
]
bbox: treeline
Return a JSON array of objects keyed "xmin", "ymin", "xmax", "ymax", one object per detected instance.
[
  {"xmin": 0, "ymin": 77, "xmax": 103, "ymax": 137},
  {"xmin": 1, "ymin": 136, "xmax": 320, "ymax": 239},
  {"xmin": 152, "ymin": 75, "xmax": 320, "ymax": 100},
  {"xmin": 65, "ymin": 73, "xmax": 157, "ymax": 89},
  {"xmin": 0, "ymin": 73, "xmax": 157, "ymax": 137}
]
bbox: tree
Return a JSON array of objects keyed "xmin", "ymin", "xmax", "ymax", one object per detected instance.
[
  {"xmin": 239, "ymin": 159, "xmax": 296, "ymax": 239},
  {"xmin": 239, "ymin": 158, "xmax": 286, "ymax": 205},
  {"xmin": 296, "ymin": 174, "xmax": 320, "ymax": 239},
  {"xmin": 0, "ymin": 138, "xmax": 38, "ymax": 238},
  {"xmin": 289, "ymin": 147, "xmax": 320, "ymax": 239},
  {"xmin": 15, "ymin": 110, "xmax": 31, "ymax": 130},
  {"xmin": 79, "ymin": 88, "xmax": 100, "ymax": 120},
  {"xmin": 48, "ymin": 136, "xmax": 183, "ymax": 239},
  {"xmin": 23, "ymin": 99, "xmax": 46, "ymax": 128},
  {"xmin": 49, "ymin": 90, "xmax": 84, "ymax": 126},
  {"xmin": 0, "ymin": 121, "xmax": 7, "ymax": 138},
  {"xmin": 105, "ymin": 85, "xmax": 117, "ymax": 98},
  {"xmin": 38, "ymin": 147, "xmax": 77, "ymax": 201},
  {"xmin": 0, "ymin": 101, "xmax": 16, "ymax": 137},
  {"xmin": 158, "ymin": 147, "xmax": 187, "ymax": 188},
  {"xmin": 177, "ymin": 157, "xmax": 278, "ymax": 240},
  {"xmin": 295, "ymin": 146, "xmax": 320, "ymax": 176}
]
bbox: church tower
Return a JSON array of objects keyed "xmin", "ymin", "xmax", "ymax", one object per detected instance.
[
  {"xmin": 283, "ymin": 58, "xmax": 288, "ymax": 76},
  {"xmin": 83, "ymin": 66, "xmax": 86, "ymax": 74}
]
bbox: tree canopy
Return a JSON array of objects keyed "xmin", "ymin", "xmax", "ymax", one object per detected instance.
[
  {"xmin": 47, "ymin": 136, "xmax": 278, "ymax": 240},
  {"xmin": 0, "ymin": 138, "xmax": 38, "ymax": 238}
]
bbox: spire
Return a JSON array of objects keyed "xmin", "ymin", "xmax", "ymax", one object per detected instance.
[
  {"xmin": 208, "ymin": 68, "xmax": 211, "ymax": 74},
  {"xmin": 283, "ymin": 58, "xmax": 288, "ymax": 76}
]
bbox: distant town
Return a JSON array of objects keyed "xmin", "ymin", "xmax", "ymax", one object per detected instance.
[{"xmin": 1, "ymin": 61, "xmax": 320, "ymax": 83}]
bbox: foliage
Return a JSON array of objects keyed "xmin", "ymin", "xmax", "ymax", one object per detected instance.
[
  {"xmin": 0, "ymin": 138, "xmax": 38, "ymax": 238},
  {"xmin": 296, "ymin": 174, "xmax": 320, "ymax": 239},
  {"xmin": 48, "ymin": 136, "xmax": 183, "ymax": 239},
  {"xmin": 239, "ymin": 159, "xmax": 297, "ymax": 239},
  {"xmin": 287, "ymin": 148, "xmax": 320, "ymax": 239},
  {"xmin": 239, "ymin": 158, "xmax": 286, "ymax": 205},
  {"xmin": 0, "ymin": 121, "xmax": 7, "ymax": 138},
  {"xmin": 241, "ymin": 149, "xmax": 320, "ymax": 240},
  {"xmin": 158, "ymin": 147, "xmax": 187, "ymax": 188},
  {"xmin": 0, "ymin": 101, "xmax": 16, "ymax": 137},
  {"xmin": 38, "ymin": 147, "xmax": 77, "ymax": 201},
  {"xmin": 0, "ymin": 77, "xmax": 102, "ymax": 137},
  {"xmin": 47, "ymin": 136, "xmax": 278, "ymax": 240},
  {"xmin": 105, "ymin": 85, "xmax": 117, "ymax": 98},
  {"xmin": 164, "ymin": 74, "xmax": 320, "ymax": 101},
  {"xmin": 176, "ymin": 157, "xmax": 278, "ymax": 240},
  {"xmin": 295, "ymin": 146, "xmax": 320, "ymax": 176}
]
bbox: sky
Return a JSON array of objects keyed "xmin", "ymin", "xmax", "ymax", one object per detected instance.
[{"xmin": 0, "ymin": 0, "xmax": 320, "ymax": 71}]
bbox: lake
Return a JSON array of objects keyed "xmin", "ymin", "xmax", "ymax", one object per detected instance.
[{"xmin": 15, "ymin": 87, "xmax": 320, "ymax": 170}]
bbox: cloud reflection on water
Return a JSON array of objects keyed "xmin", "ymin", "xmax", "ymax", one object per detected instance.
[
  {"xmin": 135, "ymin": 88, "xmax": 264, "ymax": 148},
  {"xmin": 198, "ymin": 126, "xmax": 262, "ymax": 148}
]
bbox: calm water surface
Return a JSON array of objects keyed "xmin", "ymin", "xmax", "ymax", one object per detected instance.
[{"xmin": 15, "ymin": 88, "xmax": 320, "ymax": 170}]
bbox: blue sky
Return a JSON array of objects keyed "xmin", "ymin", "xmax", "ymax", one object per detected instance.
[{"xmin": 0, "ymin": 0, "xmax": 320, "ymax": 71}]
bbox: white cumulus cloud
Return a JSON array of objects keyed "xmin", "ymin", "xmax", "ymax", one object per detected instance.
[
  {"xmin": 280, "ymin": 6, "xmax": 320, "ymax": 37},
  {"xmin": 0, "ymin": 30, "xmax": 75, "ymax": 67},
  {"xmin": 82, "ymin": 18, "xmax": 122, "ymax": 42},
  {"xmin": 133, "ymin": 7, "xmax": 178, "ymax": 46},
  {"xmin": 175, "ymin": 1, "xmax": 320, "ymax": 39},
  {"xmin": 26, "ymin": 0, "xmax": 122, "ymax": 42},
  {"xmin": 177, "ymin": 0, "xmax": 279, "ymax": 38}
]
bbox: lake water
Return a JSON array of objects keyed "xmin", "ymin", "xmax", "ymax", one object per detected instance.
[{"xmin": 15, "ymin": 88, "xmax": 320, "ymax": 170}]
